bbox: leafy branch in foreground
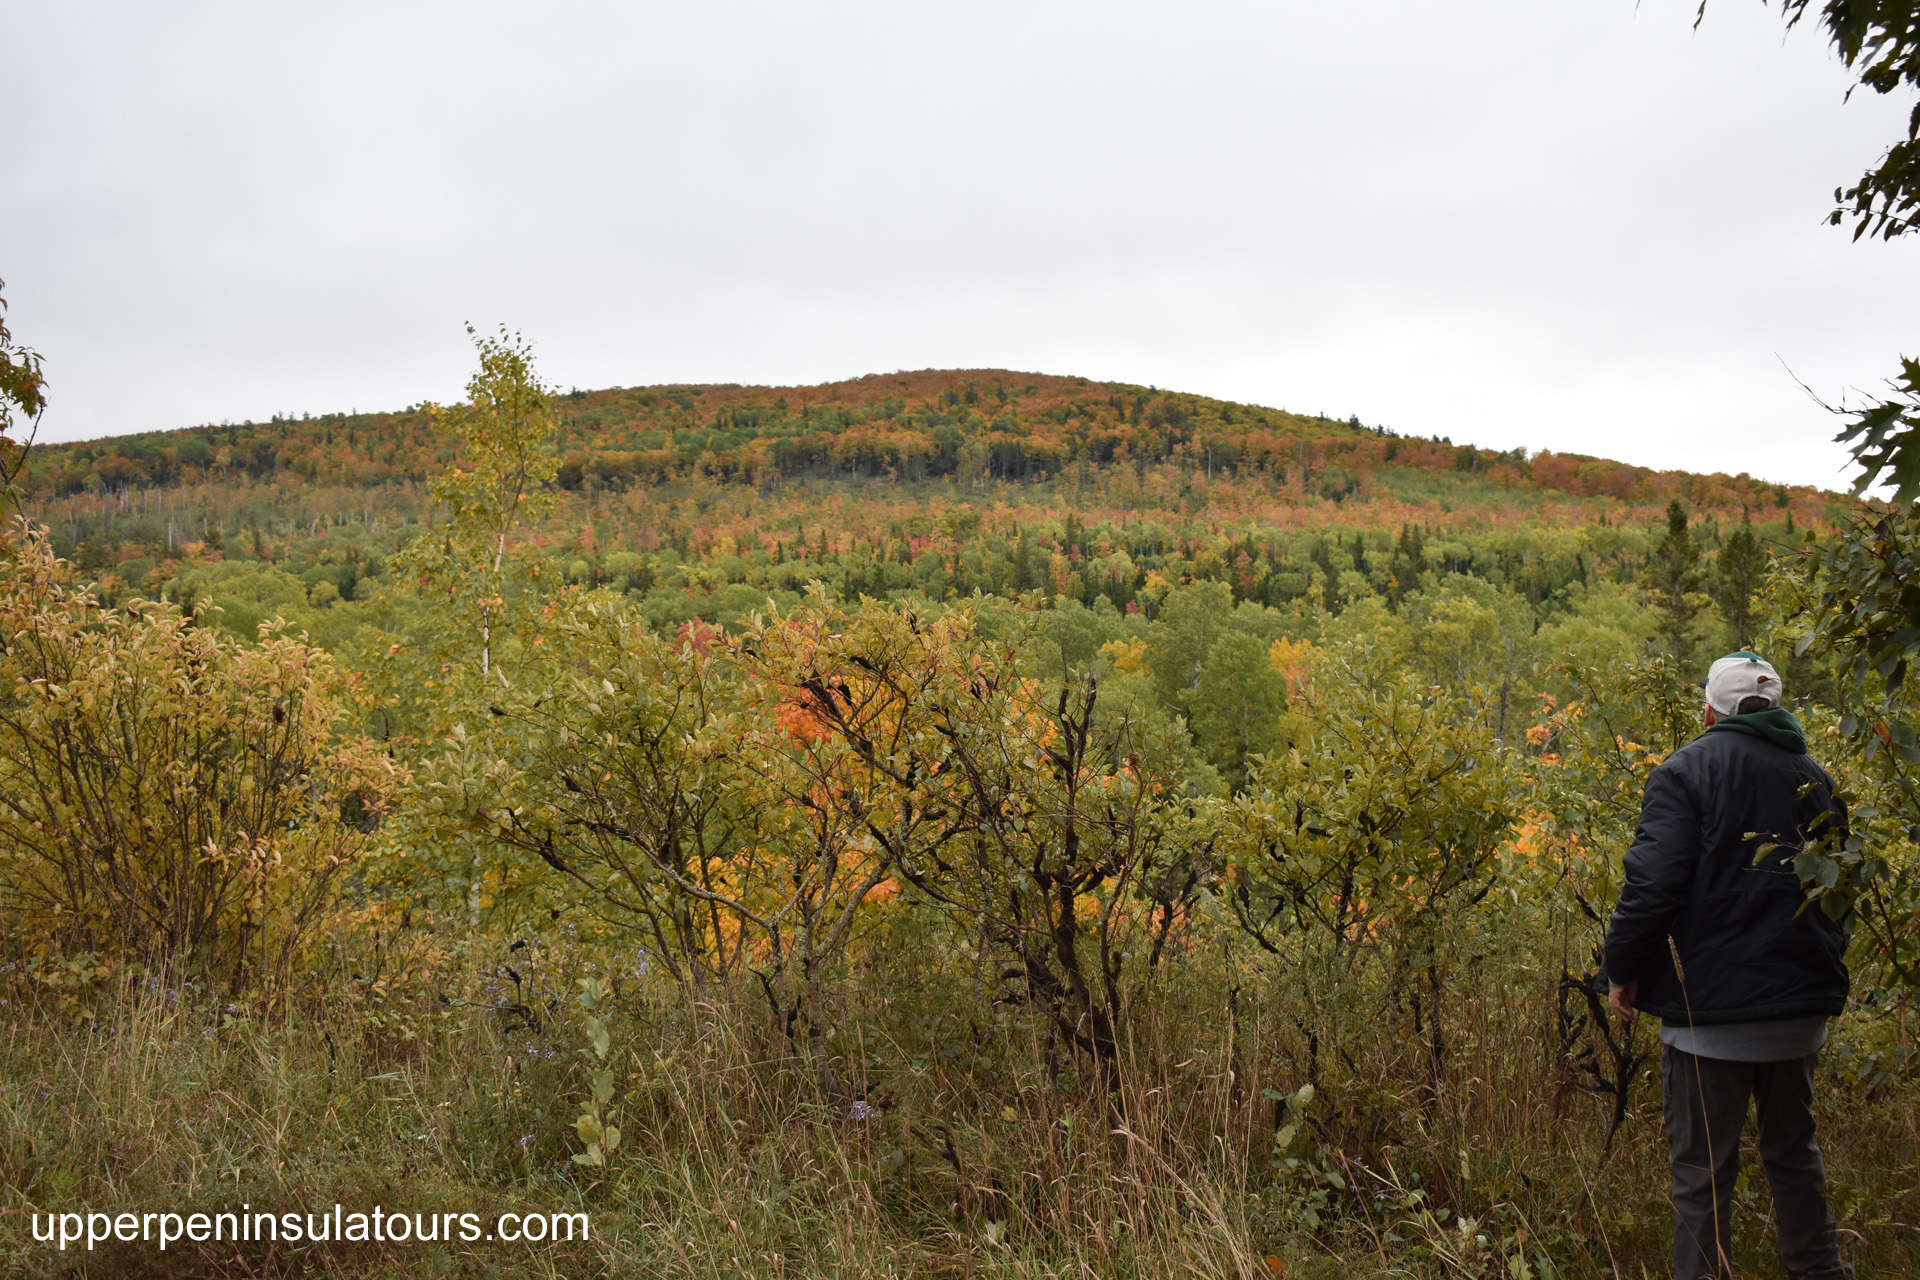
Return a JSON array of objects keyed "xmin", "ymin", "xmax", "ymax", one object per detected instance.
[
  {"xmin": 571, "ymin": 976, "xmax": 622, "ymax": 1168},
  {"xmin": 0, "ymin": 278, "xmax": 47, "ymax": 509},
  {"xmin": 1734, "ymin": 1, "xmax": 1920, "ymax": 242},
  {"xmin": 1779, "ymin": 367, "xmax": 1920, "ymax": 1003},
  {"xmin": 1781, "ymin": 503, "xmax": 1920, "ymax": 997},
  {"xmin": 1831, "ymin": 356, "xmax": 1920, "ymax": 503}
]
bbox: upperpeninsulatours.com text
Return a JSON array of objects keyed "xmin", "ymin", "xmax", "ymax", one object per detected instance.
[{"xmin": 31, "ymin": 1206, "xmax": 588, "ymax": 1251}]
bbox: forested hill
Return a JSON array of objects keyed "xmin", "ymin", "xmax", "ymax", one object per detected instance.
[
  {"xmin": 19, "ymin": 367, "xmax": 1829, "ymax": 659},
  {"xmin": 30, "ymin": 367, "xmax": 1808, "ymax": 512}
]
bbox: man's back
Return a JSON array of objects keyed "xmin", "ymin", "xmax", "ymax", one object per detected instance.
[
  {"xmin": 1604, "ymin": 726, "xmax": 1849, "ymax": 1024},
  {"xmin": 1606, "ymin": 655, "xmax": 1855, "ymax": 1280}
]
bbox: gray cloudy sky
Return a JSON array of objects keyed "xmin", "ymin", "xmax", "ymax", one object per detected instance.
[{"xmin": 6, "ymin": 1, "xmax": 1915, "ymax": 487}]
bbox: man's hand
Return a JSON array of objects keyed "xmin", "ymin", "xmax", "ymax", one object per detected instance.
[{"xmin": 1608, "ymin": 980, "xmax": 1638, "ymax": 1022}]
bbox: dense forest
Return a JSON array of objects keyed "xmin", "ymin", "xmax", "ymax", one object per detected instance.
[
  {"xmin": 21, "ymin": 364, "xmax": 1821, "ymax": 670},
  {"xmin": 2, "ymin": 324, "xmax": 1916, "ymax": 1279}
]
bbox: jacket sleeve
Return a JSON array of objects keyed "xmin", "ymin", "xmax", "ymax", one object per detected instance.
[{"xmin": 1603, "ymin": 761, "xmax": 1700, "ymax": 987}]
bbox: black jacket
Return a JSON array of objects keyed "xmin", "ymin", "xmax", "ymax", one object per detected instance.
[{"xmin": 1602, "ymin": 727, "xmax": 1849, "ymax": 1024}]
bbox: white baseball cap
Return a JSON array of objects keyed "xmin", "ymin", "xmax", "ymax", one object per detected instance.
[{"xmin": 1704, "ymin": 651, "xmax": 1783, "ymax": 715}]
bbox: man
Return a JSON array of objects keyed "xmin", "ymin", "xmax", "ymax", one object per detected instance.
[{"xmin": 1604, "ymin": 652, "xmax": 1852, "ymax": 1280}]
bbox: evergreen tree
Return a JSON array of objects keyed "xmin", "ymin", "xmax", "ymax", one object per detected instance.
[
  {"xmin": 1310, "ymin": 536, "xmax": 1336, "ymax": 582},
  {"xmin": 1013, "ymin": 527, "xmax": 1036, "ymax": 592},
  {"xmin": 1649, "ymin": 499, "xmax": 1704, "ymax": 667},
  {"xmin": 1714, "ymin": 509, "xmax": 1765, "ymax": 648}
]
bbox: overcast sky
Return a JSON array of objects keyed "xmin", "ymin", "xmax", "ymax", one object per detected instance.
[{"xmin": 5, "ymin": 1, "xmax": 1915, "ymax": 488}]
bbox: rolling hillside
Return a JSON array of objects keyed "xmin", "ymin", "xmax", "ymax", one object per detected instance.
[
  {"xmin": 29, "ymin": 368, "xmax": 1807, "ymax": 512},
  {"xmin": 17, "ymin": 368, "xmax": 1825, "ymax": 651}
]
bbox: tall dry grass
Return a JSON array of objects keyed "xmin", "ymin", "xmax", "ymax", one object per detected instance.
[{"xmin": 1, "ymin": 927, "xmax": 1915, "ymax": 1279}]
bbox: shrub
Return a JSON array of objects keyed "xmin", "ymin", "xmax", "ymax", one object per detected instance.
[{"xmin": 0, "ymin": 522, "xmax": 399, "ymax": 990}]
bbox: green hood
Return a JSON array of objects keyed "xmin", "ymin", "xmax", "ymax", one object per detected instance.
[{"xmin": 1706, "ymin": 706, "xmax": 1807, "ymax": 754}]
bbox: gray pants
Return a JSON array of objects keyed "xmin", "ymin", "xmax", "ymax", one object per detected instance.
[{"xmin": 1662, "ymin": 1045, "xmax": 1848, "ymax": 1279}]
